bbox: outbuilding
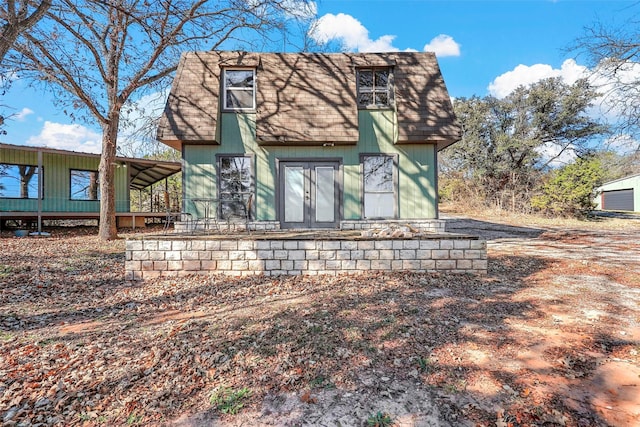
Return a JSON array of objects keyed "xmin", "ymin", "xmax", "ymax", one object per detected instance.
[
  {"xmin": 1, "ymin": 143, "xmax": 182, "ymax": 229},
  {"xmin": 596, "ymin": 173, "xmax": 640, "ymax": 212}
]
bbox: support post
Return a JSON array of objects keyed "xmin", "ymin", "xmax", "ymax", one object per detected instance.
[{"xmin": 37, "ymin": 150, "xmax": 43, "ymax": 233}]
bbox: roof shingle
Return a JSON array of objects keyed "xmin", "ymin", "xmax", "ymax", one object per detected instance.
[{"xmin": 157, "ymin": 51, "xmax": 460, "ymax": 150}]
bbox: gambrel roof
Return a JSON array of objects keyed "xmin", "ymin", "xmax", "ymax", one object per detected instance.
[{"xmin": 157, "ymin": 51, "xmax": 460, "ymax": 150}]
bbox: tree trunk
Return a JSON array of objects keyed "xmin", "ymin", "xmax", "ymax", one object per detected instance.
[
  {"xmin": 89, "ymin": 171, "xmax": 98, "ymax": 200},
  {"xmin": 18, "ymin": 165, "xmax": 36, "ymax": 198},
  {"xmin": 98, "ymin": 119, "xmax": 119, "ymax": 240}
]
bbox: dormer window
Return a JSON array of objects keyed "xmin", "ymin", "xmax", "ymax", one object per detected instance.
[
  {"xmin": 223, "ymin": 69, "xmax": 256, "ymax": 111},
  {"xmin": 357, "ymin": 67, "xmax": 392, "ymax": 108}
]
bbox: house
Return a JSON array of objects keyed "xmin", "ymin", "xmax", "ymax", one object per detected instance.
[
  {"xmin": 157, "ymin": 51, "xmax": 460, "ymax": 231},
  {"xmin": 0, "ymin": 143, "xmax": 181, "ymax": 228},
  {"xmin": 595, "ymin": 173, "xmax": 640, "ymax": 212}
]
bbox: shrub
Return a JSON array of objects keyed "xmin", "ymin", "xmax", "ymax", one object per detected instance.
[{"xmin": 531, "ymin": 157, "xmax": 604, "ymax": 216}]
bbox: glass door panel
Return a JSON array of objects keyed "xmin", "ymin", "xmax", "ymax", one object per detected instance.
[
  {"xmin": 314, "ymin": 166, "xmax": 335, "ymax": 223},
  {"xmin": 280, "ymin": 161, "xmax": 339, "ymax": 229},
  {"xmin": 284, "ymin": 165, "xmax": 305, "ymax": 223}
]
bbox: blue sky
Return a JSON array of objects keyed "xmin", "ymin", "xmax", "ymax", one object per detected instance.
[{"xmin": 1, "ymin": 0, "xmax": 637, "ymax": 155}]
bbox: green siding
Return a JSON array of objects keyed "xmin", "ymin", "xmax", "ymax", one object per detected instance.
[
  {"xmin": 182, "ymin": 110, "xmax": 437, "ymax": 221},
  {"xmin": 0, "ymin": 148, "xmax": 38, "ymax": 212},
  {"xmin": 1, "ymin": 147, "xmax": 129, "ymax": 213},
  {"xmin": 357, "ymin": 110, "xmax": 437, "ymax": 219}
]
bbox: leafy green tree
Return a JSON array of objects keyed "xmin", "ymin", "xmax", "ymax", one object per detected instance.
[
  {"xmin": 531, "ymin": 157, "xmax": 605, "ymax": 216},
  {"xmin": 441, "ymin": 77, "xmax": 607, "ymax": 212}
]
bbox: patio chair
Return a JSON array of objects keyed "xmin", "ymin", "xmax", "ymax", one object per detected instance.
[
  {"xmin": 221, "ymin": 194, "xmax": 252, "ymax": 234},
  {"xmin": 162, "ymin": 191, "xmax": 193, "ymax": 234},
  {"xmin": 163, "ymin": 212, "xmax": 193, "ymax": 234}
]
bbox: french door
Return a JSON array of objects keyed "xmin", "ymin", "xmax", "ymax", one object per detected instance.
[{"xmin": 279, "ymin": 161, "xmax": 340, "ymax": 229}]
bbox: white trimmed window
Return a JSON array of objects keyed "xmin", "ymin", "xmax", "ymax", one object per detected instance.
[
  {"xmin": 362, "ymin": 155, "xmax": 397, "ymax": 218},
  {"xmin": 223, "ymin": 69, "xmax": 256, "ymax": 111}
]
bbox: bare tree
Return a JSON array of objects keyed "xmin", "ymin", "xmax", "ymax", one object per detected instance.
[
  {"xmin": 0, "ymin": 0, "xmax": 50, "ymax": 62},
  {"xmin": 0, "ymin": 1, "xmax": 51, "ymax": 129},
  {"xmin": 6, "ymin": 0, "xmax": 313, "ymax": 240},
  {"xmin": 573, "ymin": 8, "xmax": 640, "ymax": 149}
]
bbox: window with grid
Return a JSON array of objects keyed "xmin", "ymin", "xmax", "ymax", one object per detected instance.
[
  {"xmin": 223, "ymin": 69, "xmax": 256, "ymax": 111},
  {"xmin": 357, "ymin": 68, "xmax": 392, "ymax": 108},
  {"xmin": 218, "ymin": 156, "xmax": 253, "ymax": 219}
]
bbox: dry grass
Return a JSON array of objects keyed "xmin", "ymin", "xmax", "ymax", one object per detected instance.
[{"xmin": 440, "ymin": 202, "xmax": 639, "ymax": 231}]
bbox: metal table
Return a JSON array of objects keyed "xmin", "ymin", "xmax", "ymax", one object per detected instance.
[{"xmin": 190, "ymin": 198, "xmax": 219, "ymax": 233}]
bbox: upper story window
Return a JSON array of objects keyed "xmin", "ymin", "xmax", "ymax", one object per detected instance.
[
  {"xmin": 70, "ymin": 169, "xmax": 99, "ymax": 200},
  {"xmin": 223, "ymin": 69, "xmax": 256, "ymax": 111},
  {"xmin": 357, "ymin": 68, "xmax": 392, "ymax": 108},
  {"xmin": 0, "ymin": 163, "xmax": 40, "ymax": 199}
]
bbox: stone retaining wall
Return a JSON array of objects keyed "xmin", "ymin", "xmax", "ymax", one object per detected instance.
[{"xmin": 125, "ymin": 235, "xmax": 487, "ymax": 280}]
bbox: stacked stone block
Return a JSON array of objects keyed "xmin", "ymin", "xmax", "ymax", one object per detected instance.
[{"xmin": 125, "ymin": 236, "xmax": 487, "ymax": 280}]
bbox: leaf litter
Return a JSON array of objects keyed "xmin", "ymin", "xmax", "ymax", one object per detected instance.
[{"xmin": 1, "ymin": 219, "xmax": 639, "ymax": 426}]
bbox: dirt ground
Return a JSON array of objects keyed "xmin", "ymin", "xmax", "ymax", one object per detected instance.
[{"xmin": 1, "ymin": 212, "xmax": 639, "ymax": 426}]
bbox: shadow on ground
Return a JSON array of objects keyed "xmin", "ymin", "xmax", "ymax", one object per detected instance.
[
  {"xmin": 443, "ymin": 216, "xmax": 546, "ymax": 240},
  {"xmin": 1, "ymin": 224, "xmax": 639, "ymax": 426}
]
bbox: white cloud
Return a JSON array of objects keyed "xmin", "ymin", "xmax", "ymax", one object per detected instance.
[
  {"xmin": 488, "ymin": 59, "xmax": 588, "ymax": 98},
  {"xmin": 14, "ymin": 107, "xmax": 34, "ymax": 121},
  {"xmin": 282, "ymin": 0, "xmax": 317, "ymax": 20},
  {"xmin": 309, "ymin": 13, "xmax": 459, "ymax": 55},
  {"xmin": 423, "ymin": 34, "xmax": 460, "ymax": 57},
  {"xmin": 26, "ymin": 121, "xmax": 102, "ymax": 154},
  {"xmin": 19, "ymin": 91, "xmax": 169, "ymax": 158},
  {"xmin": 310, "ymin": 13, "xmax": 388, "ymax": 51},
  {"xmin": 536, "ymin": 141, "xmax": 578, "ymax": 168}
]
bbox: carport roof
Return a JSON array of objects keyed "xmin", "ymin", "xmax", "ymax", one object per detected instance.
[
  {"xmin": 599, "ymin": 172, "xmax": 640, "ymax": 187},
  {"xmin": 0, "ymin": 142, "xmax": 181, "ymax": 190}
]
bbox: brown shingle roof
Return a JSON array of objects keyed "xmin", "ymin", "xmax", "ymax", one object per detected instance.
[{"xmin": 157, "ymin": 51, "xmax": 460, "ymax": 150}]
